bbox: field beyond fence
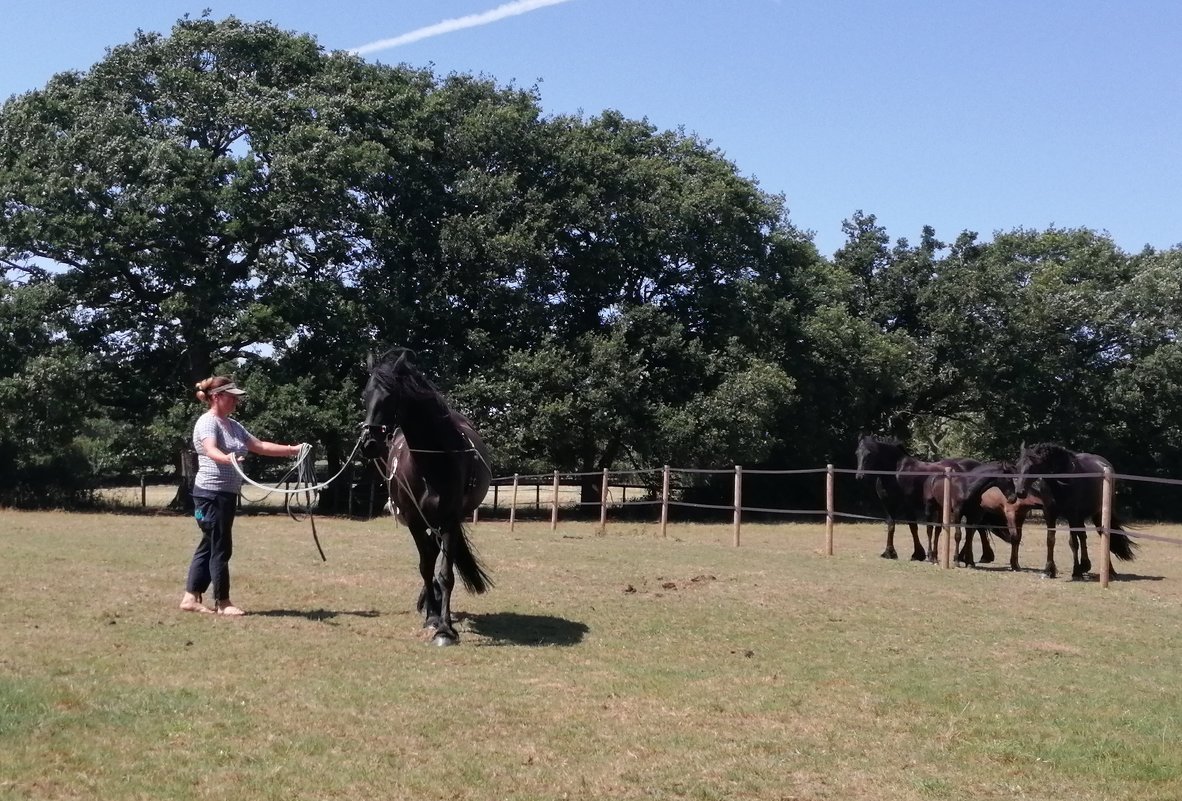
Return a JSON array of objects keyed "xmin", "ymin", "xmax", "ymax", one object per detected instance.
[{"xmin": 3, "ymin": 509, "xmax": 1182, "ymax": 801}]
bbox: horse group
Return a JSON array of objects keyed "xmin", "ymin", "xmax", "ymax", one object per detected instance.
[
  {"xmin": 855, "ymin": 435, "xmax": 1138, "ymax": 580},
  {"xmin": 353, "ymin": 352, "xmax": 1140, "ymax": 648}
]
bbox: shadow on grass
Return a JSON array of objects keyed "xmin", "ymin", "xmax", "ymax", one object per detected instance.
[
  {"xmin": 971, "ymin": 564, "xmax": 1165, "ymax": 582},
  {"xmin": 460, "ymin": 611, "xmax": 589, "ymax": 647},
  {"xmin": 250, "ymin": 608, "xmax": 381, "ymax": 622}
]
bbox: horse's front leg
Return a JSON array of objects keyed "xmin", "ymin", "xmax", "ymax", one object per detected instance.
[
  {"xmin": 1043, "ymin": 523, "xmax": 1057, "ymax": 579},
  {"xmin": 430, "ymin": 526, "xmax": 460, "ymax": 646},
  {"xmin": 409, "ymin": 523, "xmax": 442, "ymax": 629},
  {"xmin": 882, "ymin": 515, "xmax": 898, "ymax": 560},
  {"xmin": 1008, "ymin": 515, "xmax": 1023, "ymax": 571}
]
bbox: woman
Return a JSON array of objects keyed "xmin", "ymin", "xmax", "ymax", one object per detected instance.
[{"xmin": 180, "ymin": 376, "xmax": 303, "ymax": 616}]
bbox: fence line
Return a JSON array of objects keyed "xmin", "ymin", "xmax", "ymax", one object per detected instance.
[{"xmin": 482, "ymin": 463, "xmax": 1182, "ymax": 589}]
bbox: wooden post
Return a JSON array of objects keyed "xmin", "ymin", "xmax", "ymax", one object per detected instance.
[
  {"xmin": 347, "ymin": 464, "xmax": 355, "ymax": 518},
  {"xmin": 1100, "ymin": 467, "xmax": 1114, "ymax": 589},
  {"xmin": 509, "ymin": 473, "xmax": 519, "ymax": 533},
  {"xmin": 659, "ymin": 465, "xmax": 670, "ymax": 538},
  {"xmin": 825, "ymin": 464, "xmax": 835, "ymax": 556},
  {"xmin": 733, "ymin": 465, "xmax": 743, "ymax": 547},
  {"xmin": 550, "ymin": 470, "xmax": 560, "ymax": 531},
  {"xmin": 941, "ymin": 467, "xmax": 953, "ymax": 569},
  {"xmin": 493, "ymin": 483, "xmax": 499, "ymax": 513},
  {"xmin": 599, "ymin": 468, "xmax": 609, "ymax": 532},
  {"xmin": 140, "ymin": 474, "xmax": 147, "ymax": 507}
]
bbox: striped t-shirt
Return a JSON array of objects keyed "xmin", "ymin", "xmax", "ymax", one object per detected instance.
[{"xmin": 192, "ymin": 411, "xmax": 255, "ymax": 493}]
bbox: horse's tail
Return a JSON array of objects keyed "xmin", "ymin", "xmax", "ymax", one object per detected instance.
[
  {"xmin": 1108, "ymin": 517, "xmax": 1139, "ymax": 562},
  {"xmin": 451, "ymin": 523, "xmax": 494, "ymax": 594}
]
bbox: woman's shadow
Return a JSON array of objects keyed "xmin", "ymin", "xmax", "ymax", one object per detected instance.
[{"xmin": 458, "ymin": 611, "xmax": 589, "ymax": 646}]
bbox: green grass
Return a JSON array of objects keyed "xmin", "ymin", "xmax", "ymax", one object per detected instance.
[{"xmin": 2, "ymin": 509, "xmax": 1182, "ymax": 800}]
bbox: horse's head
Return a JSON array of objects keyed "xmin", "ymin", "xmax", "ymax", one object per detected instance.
[
  {"xmin": 360, "ymin": 366, "xmax": 395, "ymax": 459},
  {"xmin": 360, "ymin": 349, "xmax": 416, "ymax": 459},
  {"xmin": 1013, "ymin": 443, "xmax": 1065, "ymax": 500},
  {"xmin": 988, "ymin": 460, "xmax": 1019, "ymax": 503},
  {"xmin": 854, "ymin": 436, "xmax": 871, "ymax": 479},
  {"xmin": 855, "ymin": 435, "xmax": 902, "ymax": 480}
]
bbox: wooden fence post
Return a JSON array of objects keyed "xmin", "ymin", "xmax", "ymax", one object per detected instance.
[
  {"xmin": 825, "ymin": 463, "xmax": 834, "ymax": 556},
  {"xmin": 659, "ymin": 465, "xmax": 670, "ymax": 538},
  {"xmin": 347, "ymin": 464, "xmax": 355, "ymax": 518},
  {"xmin": 550, "ymin": 470, "xmax": 560, "ymax": 531},
  {"xmin": 509, "ymin": 473, "xmax": 519, "ymax": 533},
  {"xmin": 733, "ymin": 465, "xmax": 743, "ymax": 547},
  {"xmin": 941, "ymin": 466, "xmax": 952, "ymax": 569},
  {"xmin": 140, "ymin": 474, "xmax": 147, "ymax": 508},
  {"xmin": 1100, "ymin": 467, "xmax": 1114, "ymax": 588},
  {"xmin": 599, "ymin": 468, "xmax": 609, "ymax": 532}
]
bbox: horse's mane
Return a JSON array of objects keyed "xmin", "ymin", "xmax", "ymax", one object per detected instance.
[
  {"xmin": 1022, "ymin": 442, "xmax": 1075, "ymax": 466},
  {"xmin": 861, "ymin": 435, "xmax": 907, "ymax": 452},
  {"xmin": 371, "ymin": 349, "xmax": 449, "ymax": 414}
]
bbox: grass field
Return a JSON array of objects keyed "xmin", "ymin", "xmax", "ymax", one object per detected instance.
[{"xmin": 3, "ymin": 509, "xmax": 1182, "ymax": 800}]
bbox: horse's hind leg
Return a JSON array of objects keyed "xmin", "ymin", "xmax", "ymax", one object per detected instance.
[
  {"xmin": 1070, "ymin": 525, "xmax": 1091, "ymax": 579},
  {"xmin": 978, "ymin": 528, "xmax": 995, "ymax": 563},
  {"xmin": 908, "ymin": 521, "xmax": 926, "ymax": 561}
]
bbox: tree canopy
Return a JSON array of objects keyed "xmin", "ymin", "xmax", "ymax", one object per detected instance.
[{"xmin": 2, "ymin": 15, "xmax": 1180, "ymax": 514}]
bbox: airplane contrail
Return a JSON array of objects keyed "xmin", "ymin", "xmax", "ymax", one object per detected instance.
[{"xmin": 350, "ymin": 0, "xmax": 575, "ymax": 55}]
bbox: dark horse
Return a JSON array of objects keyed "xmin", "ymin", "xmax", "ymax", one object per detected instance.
[
  {"xmin": 1011, "ymin": 442, "xmax": 1138, "ymax": 579},
  {"xmin": 360, "ymin": 349, "xmax": 493, "ymax": 645},
  {"xmin": 955, "ymin": 461, "xmax": 1044, "ymax": 570},
  {"xmin": 854, "ymin": 436, "xmax": 980, "ymax": 561}
]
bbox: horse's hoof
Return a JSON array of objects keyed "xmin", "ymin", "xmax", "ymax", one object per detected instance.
[
  {"xmin": 881, "ymin": 548, "xmax": 898, "ymax": 560},
  {"xmin": 911, "ymin": 551, "xmax": 926, "ymax": 562},
  {"xmin": 980, "ymin": 553, "xmax": 995, "ymax": 564},
  {"xmin": 431, "ymin": 634, "xmax": 458, "ymax": 647}
]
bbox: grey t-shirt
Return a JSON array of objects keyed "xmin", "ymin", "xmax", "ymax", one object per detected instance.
[{"xmin": 192, "ymin": 411, "xmax": 254, "ymax": 493}]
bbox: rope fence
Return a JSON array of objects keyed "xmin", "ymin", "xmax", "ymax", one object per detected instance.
[{"xmin": 481, "ymin": 463, "xmax": 1182, "ymax": 589}]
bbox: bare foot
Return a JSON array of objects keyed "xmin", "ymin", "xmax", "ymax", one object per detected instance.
[
  {"xmin": 215, "ymin": 601, "xmax": 245, "ymax": 616},
  {"xmin": 180, "ymin": 592, "xmax": 212, "ymax": 614}
]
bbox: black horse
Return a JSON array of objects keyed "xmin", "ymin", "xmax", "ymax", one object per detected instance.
[
  {"xmin": 360, "ymin": 349, "xmax": 493, "ymax": 645},
  {"xmin": 854, "ymin": 435, "xmax": 980, "ymax": 561},
  {"xmin": 1011, "ymin": 442, "xmax": 1138, "ymax": 579}
]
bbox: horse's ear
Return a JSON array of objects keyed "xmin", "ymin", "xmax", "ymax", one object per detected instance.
[
  {"xmin": 1019, "ymin": 440, "xmax": 1026, "ymax": 453},
  {"xmin": 366, "ymin": 352, "xmax": 376, "ymax": 371}
]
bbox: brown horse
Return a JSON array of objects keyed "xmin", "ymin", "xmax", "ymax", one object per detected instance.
[
  {"xmin": 956, "ymin": 462, "xmax": 1043, "ymax": 570},
  {"xmin": 360, "ymin": 349, "xmax": 492, "ymax": 645}
]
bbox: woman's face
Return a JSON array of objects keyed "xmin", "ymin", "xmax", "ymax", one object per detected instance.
[{"xmin": 212, "ymin": 391, "xmax": 241, "ymax": 413}]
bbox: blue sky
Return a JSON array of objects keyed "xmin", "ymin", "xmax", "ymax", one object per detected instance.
[{"xmin": 3, "ymin": 0, "xmax": 1179, "ymax": 257}]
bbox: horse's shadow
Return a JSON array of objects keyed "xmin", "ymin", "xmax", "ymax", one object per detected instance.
[
  {"xmin": 250, "ymin": 608, "xmax": 381, "ymax": 623},
  {"xmin": 970, "ymin": 565, "xmax": 1165, "ymax": 582},
  {"xmin": 457, "ymin": 611, "xmax": 589, "ymax": 647}
]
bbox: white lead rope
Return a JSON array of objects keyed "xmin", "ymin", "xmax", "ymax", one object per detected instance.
[{"xmin": 230, "ymin": 435, "xmax": 366, "ymax": 498}]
